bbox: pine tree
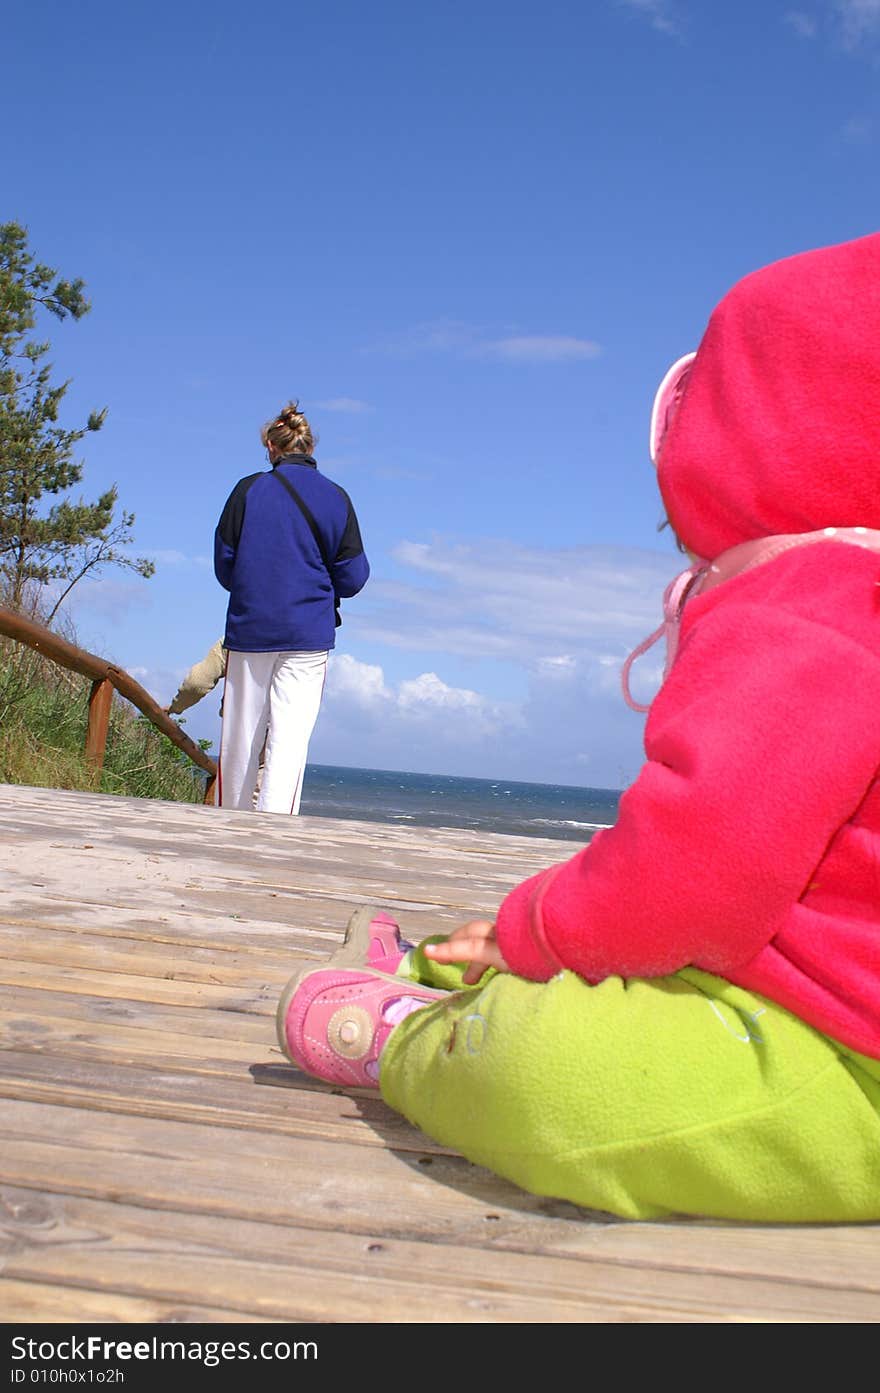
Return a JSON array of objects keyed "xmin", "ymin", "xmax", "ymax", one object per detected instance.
[{"xmin": 0, "ymin": 222, "xmax": 154, "ymax": 615}]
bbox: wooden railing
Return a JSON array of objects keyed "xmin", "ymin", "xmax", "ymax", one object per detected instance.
[{"xmin": 0, "ymin": 605, "xmax": 217, "ymax": 804}]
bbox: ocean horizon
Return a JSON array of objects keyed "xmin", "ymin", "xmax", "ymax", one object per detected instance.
[{"xmin": 299, "ymin": 763, "xmax": 621, "ymax": 842}]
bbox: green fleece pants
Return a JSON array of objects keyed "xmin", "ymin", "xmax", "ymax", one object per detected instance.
[{"xmin": 379, "ymin": 941, "xmax": 880, "ymax": 1221}]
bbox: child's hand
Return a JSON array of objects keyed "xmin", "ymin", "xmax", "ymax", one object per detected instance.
[{"xmin": 424, "ymin": 919, "xmax": 510, "ymax": 985}]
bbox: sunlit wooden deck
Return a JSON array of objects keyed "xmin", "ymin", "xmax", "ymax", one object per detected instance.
[{"xmin": 0, "ymin": 782, "xmax": 878, "ymax": 1324}]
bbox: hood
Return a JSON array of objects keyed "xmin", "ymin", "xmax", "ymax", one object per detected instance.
[{"xmin": 656, "ymin": 232, "xmax": 880, "ymax": 561}]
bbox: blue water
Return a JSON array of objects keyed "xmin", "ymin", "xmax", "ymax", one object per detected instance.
[{"xmin": 299, "ymin": 764, "xmax": 620, "ymax": 842}]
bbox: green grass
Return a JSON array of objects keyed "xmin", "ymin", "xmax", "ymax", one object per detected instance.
[{"xmin": 0, "ymin": 644, "xmax": 210, "ymax": 803}]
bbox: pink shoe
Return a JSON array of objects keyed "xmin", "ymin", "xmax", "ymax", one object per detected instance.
[
  {"xmin": 276, "ymin": 965, "xmax": 445, "ymax": 1088},
  {"xmin": 333, "ymin": 905, "xmax": 415, "ymax": 975}
]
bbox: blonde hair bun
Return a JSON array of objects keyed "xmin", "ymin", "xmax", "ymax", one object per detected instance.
[{"xmin": 261, "ymin": 400, "xmax": 316, "ymax": 457}]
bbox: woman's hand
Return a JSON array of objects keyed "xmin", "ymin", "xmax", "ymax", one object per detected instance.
[{"xmin": 424, "ymin": 919, "xmax": 510, "ymax": 985}]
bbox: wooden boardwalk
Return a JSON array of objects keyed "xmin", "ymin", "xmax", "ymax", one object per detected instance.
[{"xmin": 0, "ymin": 782, "xmax": 878, "ymax": 1324}]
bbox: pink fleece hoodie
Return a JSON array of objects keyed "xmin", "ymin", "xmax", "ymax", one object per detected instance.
[{"xmin": 495, "ymin": 232, "xmax": 880, "ymax": 1059}]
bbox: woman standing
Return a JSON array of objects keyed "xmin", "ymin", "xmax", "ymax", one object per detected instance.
[{"xmin": 213, "ymin": 401, "xmax": 370, "ymax": 814}]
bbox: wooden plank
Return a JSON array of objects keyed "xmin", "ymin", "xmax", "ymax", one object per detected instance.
[
  {"xmin": 542, "ymin": 1217, "xmax": 880, "ymax": 1290},
  {"xmin": 1, "ymin": 855, "xmax": 531, "ymax": 922},
  {"xmin": 0, "ymin": 922, "xmax": 305, "ymax": 988},
  {"xmin": 0, "ymin": 1008, "xmax": 282, "ymax": 1075},
  {"xmin": 0, "ymin": 1187, "xmax": 831, "ymax": 1324},
  {"xmin": 0, "ymin": 1051, "xmax": 455, "ymax": 1156},
  {"xmin": 0, "ymin": 825, "xmax": 555, "ymax": 954},
  {"xmin": 0, "ymin": 986, "xmax": 275, "ymax": 1041},
  {"xmin": 0, "ymin": 783, "xmax": 574, "ymax": 856},
  {"xmin": 0, "ymin": 819, "xmax": 567, "ymax": 902},
  {"xmin": 4, "ymin": 1054, "xmax": 879, "ymax": 1302},
  {"xmin": 3, "ymin": 1096, "xmax": 879, "ymax": 1301},
  {"xmin": 0, "ymin": 958, "xmax": 276, "ymax": 1012},
  {"xmin": 0, "ymin": 842, "xmax": 535, "ymax": 934},
  {"xmin": 0, "ymin": 1279, "xmax": 280, "ymax": 1324},
  {"xmin": 0, "ymin": 904, "xmax": 358, "ymax": 954},
  {"xmin": 1, "ymin": 1097, "xmax": 561, "ymax": 1242},
  {"xmin": 0, "ymin": 994, "xmax": 456, "ymax": 1140},
  {"xmin": 0, "ymin": 983, "xmax": 277, "ymax": 1044},
  {"xmin": 2, "ymin": 1183, "xmax": 878, "ymax": 1323},
  {"xmin": 0, "ymin": 908, "xmax": 343, "ymax": 963},
  {"xmin": 1, "ymin": 1103, "xmax": 880, "ymax": 1298}
]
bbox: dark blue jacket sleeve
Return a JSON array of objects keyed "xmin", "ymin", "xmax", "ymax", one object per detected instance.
[
  {"xmin": 214, "ymin": 474, "xmax": 260, "ymax": 592},
  {"xmin": 330, "ymin": 493, "xmax": 370, "ymax": 598},
  {"xmin": 214, "ymin": 527, "xmax": 235, "ymax": 591}
]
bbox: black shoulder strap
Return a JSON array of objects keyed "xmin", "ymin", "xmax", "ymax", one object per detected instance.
[
  {"xmin": 270, "ymin": 468, "xmax": 333, "ymax": 569},
  {"xmin": 270, "ymin": 468, "xmax": 342, "ymax": 627}
]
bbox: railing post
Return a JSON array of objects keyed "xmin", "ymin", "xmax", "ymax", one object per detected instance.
[
  {"xmin": 85, "ymin": 678, "xmax": 114, "ymax": 770},
  {"xmin": 204, "ymin": 774, "xmax": 217, "ymax": 806}
]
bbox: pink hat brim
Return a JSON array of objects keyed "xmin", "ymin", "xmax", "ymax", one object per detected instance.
[{"xmin": 649, "ymin": 352, "xmax": 696, "ymax": 465}]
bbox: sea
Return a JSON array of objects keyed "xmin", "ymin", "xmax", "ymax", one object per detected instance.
[{"xmin": 299, "ymin": 764, "xmax": 621, "ymax": 843}]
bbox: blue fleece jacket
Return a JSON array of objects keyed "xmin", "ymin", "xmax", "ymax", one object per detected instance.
[{"xmin": 213, "ymin": 454, "xmax": 370, "ymax": 652}]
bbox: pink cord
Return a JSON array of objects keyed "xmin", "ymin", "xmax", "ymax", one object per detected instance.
[{"xmin": 621, "ymin": 565, "xmax": 707, "ymax": 712}]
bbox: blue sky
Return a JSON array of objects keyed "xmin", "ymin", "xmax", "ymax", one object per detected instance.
[{"xmin": 6, "ymin": 0, "xmax": 880, "ymax": 787}]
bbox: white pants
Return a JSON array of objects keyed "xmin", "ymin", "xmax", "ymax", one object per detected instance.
[{"xmin": 217, "ymin": 650, "xmax": 328, "ymax": 815}]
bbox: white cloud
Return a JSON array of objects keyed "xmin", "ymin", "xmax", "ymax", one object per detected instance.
[
  {"xmin": 314, "ymin": 647, "xmax": 648, "ymax": 787},
  {"xmin": 326, "ymin": 655, "xmax": 517, "ymax": 739},
  {"xmin": 537, "ymin": 655, "xmax": 578, "ymax": 677},
  {"xmin": 309, "ymin": 538, "xmax": 681, "ymax": 784},
  {"xmin": 618, "ymin": 0, "xmax": 680, "ymax": 37},
  {"xmin": 478, "ymin": 335, "xmax": 601, "ymax": 363},
  {"xmin": 398, "ymin": 671, "xmax": 515, "ymax": 735},
  {"xmin": 125, "ymin": 643, "xmax": 658, "ymax": 789},
  {"xmin": 369, "ymin": 320, "xmax": 478, "ymax": 356},
  {"xmin": 367, "ymin": 537, "xmax": 677, "ymax": 662},
  {"xmin": 314, "ymin": 397, "xmax": 373, "ymax": 414},
  {"xmin": 63, "ymin": 574, "xmax": 153, "ymax": 628},
  {"xmin": 835, "ymin": 0, "xmax": 880, "ymax": 46},
  {"xmin": 144, "ymin": 549, "xmax": 212, "ymax": 568},
  {"xmin": 368, "ymin": 319, "xmax": 602, "ymax": 365},
  {"xmin": 398, "ymin": 671, "xmax": 478, "ymax": 712},
  {"xmin": 785, "ymin": 2, "xmax": 880, "ymax": 48},
  {"xmin": 785, "ymin": 9, "xmax": 819, "ymax": 37},
  {"xmin": 326, "ymin": 654, "xmax": 392, "ymax": 709}
]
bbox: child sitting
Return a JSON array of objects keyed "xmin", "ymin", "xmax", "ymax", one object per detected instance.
[{"xmin": 276, "ymin": 233, "xmax": 880, "ymax": 1222}]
